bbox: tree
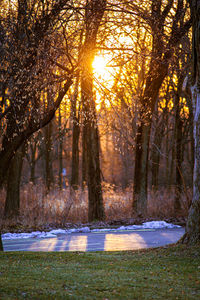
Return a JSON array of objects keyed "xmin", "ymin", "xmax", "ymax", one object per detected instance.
[
  {"xmin": 116, "ymin": 0, "xmax": 191, "ymax": 215},
  {"xmin": 181, "ymin": 0, "xmax": 200, "ymax": 244},
  {"xmin": 0, "ymin": 0, "xmax": 74, "ymax": 187},
  {"xmin": 0, "ymin": 0, "xmax": 74, "ymax": 250},
  {"xmin": 81, "ymin": 0, "xmax": 107, "ymax": 221}
]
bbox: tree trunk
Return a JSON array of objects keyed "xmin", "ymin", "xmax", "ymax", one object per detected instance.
[
  {"xmin": 174, "ymin": 93, "xmax": 183, "ymax": 214},
  {"xmin": 151, "ymin": 118, "xmax": 165, "ymax": 190},
  {"xmin": 70, "ymin": 77, "xmax": 80, "ymax": 190},
  {"xmin": 58, "ymin": 107, "xmax": 63, "ymax": 190},
  {"xmin": 181, "ymin": 0, "xmax": 200, "ymax": 244},
  {"xmin": 4, "ymin": 143, "xmax": 25, "ymax": 219},
  {"xmin": 151, "ymin": 92, "xmax": 170, "ymax": 190},
  {"xmin": 81, "ymin": 67, "xmax": 105, "ymax": 221},
  {"xmin": 30, "ymin": 156, "xmax": 36, "ymax": 184},
  {"xmin": 71, "ymin": 119, "xmax": 80, "ymax": 189},
  {"xmin": 186, "ymin": 95, "xmax": 194, "ymax": 182},
  {"xmin": 165, "ymin": 113, "xmax": 170, "ymax": 187},
  {"xmin": 182, "ymin": 92, "xmax": 200, "ymax": 244},
  {"xmin": 86, "ymin": 121, "xmax": 105, "ymax": 221},
  {"xmin": 43, "ymin": 121, "xmax": 54, "ymax": 191},
  {"xmin": 133, "ymin": 121, "xmax": 151, "ymax": 215},
  {"xmin": 29, "ymin": 142, "xmax": 37, "ymax": 184},
  {"xmin": 81, "ymin": 0, "xmax": 106, "ymax": 221},
  {"xmin": 81, "ymin": 125, "xmax": 87, "ymax": 189},
  {"xmin": 133, "ymin": 63, "xmax": 168, "ymax": 216}
]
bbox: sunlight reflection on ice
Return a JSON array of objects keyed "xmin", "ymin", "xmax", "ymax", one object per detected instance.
[
  {"xmin": 27, "ymin": 236, "xmax": 88, "ymax": 251},
  {"xmin": 68, "ymin": 236, "xmax": 88, "ymax": 251},
  {"xmin": 104, "ymin": 233, "xmax": 147, "ymax": 251},
  {"xmin": 28, "ymin": 239, "xmax": 58, "ymax": 251}
]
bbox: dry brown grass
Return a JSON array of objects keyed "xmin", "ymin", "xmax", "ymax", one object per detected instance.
[
  {"xmin": 0, "ymin": 183, "xmax": 190, "ymax": 229},
  {"xmin": 148, "ymin": 186, "xmax": 191, "ymax": 218}
]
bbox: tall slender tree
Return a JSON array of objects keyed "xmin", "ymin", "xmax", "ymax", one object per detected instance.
[
  {"xmin": 70, "ymin": 76, "xmax": 81, "ymax": 189},
  {"xmin": 81, "ymin": 0, "xmax": 106, "ymax": 221}
]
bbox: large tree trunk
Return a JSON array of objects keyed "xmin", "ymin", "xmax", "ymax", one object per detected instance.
[
  {"xmin": 181, "ymin": 0, "xmax": 200, "ymax": 244},
  {"xmin": 182, "ymin": 92, "xmax": 200, "ymax": 243},
  {"xmin": 4, "ymin": 143, "xmax": 25, "ymax": 219}
]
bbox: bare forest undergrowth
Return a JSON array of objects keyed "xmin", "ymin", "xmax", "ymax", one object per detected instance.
[{"xmin": 0, "ymin": 183, "xmax": 191, "ymax": 232}]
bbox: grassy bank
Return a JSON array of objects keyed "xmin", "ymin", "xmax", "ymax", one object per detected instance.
[{"xmin": 0, "ymin": 245, "xmax": 199, "ymax": 299}]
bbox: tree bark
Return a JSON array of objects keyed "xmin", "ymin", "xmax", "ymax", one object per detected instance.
[
  {"xmin": 70, "ymin": 77, "xmax": 80, "ymax": 190},
  {"xmin": 81, "ymin": 0, "xmax": 106, "ymax": 221},
  {"xmin": 43, "ymin": 121, "xmax": 54, "ymax": 191},
  {"xmin": 133, "ymin": 59, "xmax": 168, "ymax": 216},
  {"xmin": 182, "ymin": 93, "xmax": 200, "ymax": 244},
  {"xmin": 81, "ymin": 125, "xmax": 87, "ymax": 189},
  {"xmin": 71, "ymin": 119, "xmax": 80, "ymax": 189},
  {"xmin": 133, "ymin": 121, "xmax": 151, "ymax": 215},
  {"xmin": 181, "ymin": 0, "xmax": 200, "ymax": 244},
  {"xmin": 4, "ymin": 143, "xmax": 25, "ymax": 219},
  {"xmin": 151, "ymin": 114, "xmax": 165, "ymax": 190},
  {"xmin": 30, "ymin": 146, "xmax": 37, "ymax": 184},
  {"xmin": 58, "ymin": 107, "xmax": 63, "ymax": 189},
  {"xmin": 174, "ymin": 92, "xmax": 183, "ymax": 214}
]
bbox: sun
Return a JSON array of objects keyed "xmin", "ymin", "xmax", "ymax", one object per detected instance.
[{"xmin": 92, "ymin": 55, "xmax": 109, "ymax": 79}]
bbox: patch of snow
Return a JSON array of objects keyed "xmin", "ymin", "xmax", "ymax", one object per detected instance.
[
  {"xmin": 2, "ymin": 231, "xmax": 57, "ymax": 240},
  {"xmin": 2, "ymin": 221, "xmax": 181, "ymax": 240},
  {"xmin": 117, "ymin": 225, "xmax": 138, "ymax": 230},
  {"xmin": 49, "ymin": 229, "xmax": 67, "ymax": 235},
  {"xmin": 142, "ymin": 221, "xmax": 180, "ymax": 229},
  {"xmin": 78, "ymin": 227, "xmax": 90, "ymax": 233}
]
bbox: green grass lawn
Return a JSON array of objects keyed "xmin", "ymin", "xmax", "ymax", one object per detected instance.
[{"xmin": 0, "ymin": 245, "xmax": 199, "ymax": 299}]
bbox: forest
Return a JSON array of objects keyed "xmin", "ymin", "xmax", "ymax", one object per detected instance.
[{"xmin": 0, "ymin": 0, "xmax": 200, "ymax": 248}]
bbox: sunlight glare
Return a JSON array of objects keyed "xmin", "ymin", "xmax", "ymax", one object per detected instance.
[
  {"xmin": 93, "ymin": 56, "xmax": 108, "ymax": 79},
  {"xmin": 92, "ymin": 55, "xmax": 114, "ymax": 111}
]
